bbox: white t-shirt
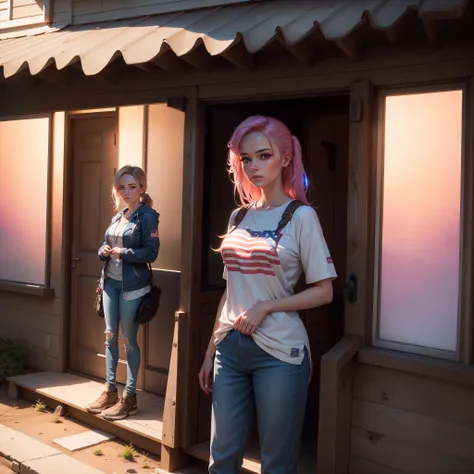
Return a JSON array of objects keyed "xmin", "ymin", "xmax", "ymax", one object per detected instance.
[{"xmin": 214, "ymin": 200, "xmax": 337, "ymax": 365}]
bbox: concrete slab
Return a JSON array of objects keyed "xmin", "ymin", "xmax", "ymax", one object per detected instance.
[
  {"xmin": 0, "ymin": 425, "xmax": 60, "ymax": 463},
  {"xmin": 20, "ymin": 454, "xmax": 105, "ymax": 474},
  {"xmin": 53, "ymin": 429, "xmax": 115, "ymax": 451}
]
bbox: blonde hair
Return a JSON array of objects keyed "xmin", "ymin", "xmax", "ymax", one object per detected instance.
[{"xmin": 112, "ymin": 165, "xmax": 153, "ymax": 210}]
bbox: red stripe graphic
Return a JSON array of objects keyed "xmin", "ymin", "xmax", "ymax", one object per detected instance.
[{"xmin": 222, "ymin": 230, "xmax": 280, "ymax": 276}]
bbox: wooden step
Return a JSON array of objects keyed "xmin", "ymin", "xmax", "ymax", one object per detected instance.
[
  {"xmin": 7, "ymin": 371, "xmax": 164, "ymax": 455},
  {"xmin": 187, "ymin": 438, "xmax": 317, "ymax": 474}
]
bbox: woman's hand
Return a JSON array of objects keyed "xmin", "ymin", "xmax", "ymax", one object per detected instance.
[
  {"xmin": 198, "ymin": 354, "xmax": 214, "ymax": 395},
  {"xmin": 233, "ymin": 301, "xmax": 272, "ymax": 335},
  {"xmin": 102, "ymin": 245, "xmax": 112, "ymax": 257},
  {"xmin": 110, "ymin": 247, "xmax": 122, "ymax": 259}
]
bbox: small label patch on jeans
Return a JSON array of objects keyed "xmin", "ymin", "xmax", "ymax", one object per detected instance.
[{"xmin": 290, "ymin": 348, "xmax": 300, "ymax": 357}]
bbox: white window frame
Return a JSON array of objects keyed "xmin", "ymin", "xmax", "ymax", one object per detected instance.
[
  {"xmin": 371, "ymin": 83, "xmax": 469, "ymax": 362},
  {"xmin": 0, "ymin": 113, "xmax": 53, "ymax": 289},
  {"xmin": 0, "ymin": 0, "xmax": 50, "ymax": 31}
]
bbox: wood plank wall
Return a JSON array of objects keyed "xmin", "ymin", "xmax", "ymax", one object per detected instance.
[
  {"xmin": 0, "ymin": 0, "xmax": 44, "ymax": 25},
  {"xmin": 71, "ymin": 0, "xmax": 251, "ymax": 25},
  {"xmin": 350, "ymin": 364, "xmax": 474, "ymax": 473}
]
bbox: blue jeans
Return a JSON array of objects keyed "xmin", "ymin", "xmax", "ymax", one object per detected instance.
[
  {"xmin": 210, "ymin": 330, "xmax": 310, "ymax": 474},
  {"xmin": 103, "ymin": 278, "xmax": 142, "ymax": 396}
]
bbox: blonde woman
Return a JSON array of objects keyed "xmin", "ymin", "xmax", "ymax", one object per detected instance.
[{"xmin": 86, "ymin": 165, "xmax": 160, "ymax": 420}]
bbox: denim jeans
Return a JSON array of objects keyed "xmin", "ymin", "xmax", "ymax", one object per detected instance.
[
  {"xmin": 103, "ymin": 278, "xmax": 142, "ymax": 396},
  {"xmin": 210, "ymin": 330, "xmax": 310, "ymax": 474}
]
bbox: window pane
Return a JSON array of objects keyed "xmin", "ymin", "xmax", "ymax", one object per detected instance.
[
  {"xmin": 379, "ymin": 90, "xmax": 463, "ymax": 352},
  {"xmin": 0, "ymin": 117, "xmax": 50, "ymax": 285},
  {"xmin": 146, "ymin": 104, "xmax": 184, "ymax": 272}
]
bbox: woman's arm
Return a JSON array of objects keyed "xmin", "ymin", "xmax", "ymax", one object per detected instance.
[
  {"xmin": 198, "ymin": 290, "xmax": 226, "ymax": 394},
  {"xmin": 98, "ymin": 241, "xmax": 111, "ymax": 261},
  {"xmin": 234, "ymin": 279, "xmax": 333, "ymax": 335}
]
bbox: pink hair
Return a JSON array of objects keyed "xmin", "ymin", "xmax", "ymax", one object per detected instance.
[{"xmin": 227, "ymin": 115, "xmax": 309, "ymax": 206}]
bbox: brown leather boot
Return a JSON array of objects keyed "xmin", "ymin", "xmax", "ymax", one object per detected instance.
[
  {"xmin": 100, "ymin": 392, "xmax": 138, "ymax": 421},
  {"xmin": 85, "ymin": 384, "xmax": 118, "ymax": 414}
]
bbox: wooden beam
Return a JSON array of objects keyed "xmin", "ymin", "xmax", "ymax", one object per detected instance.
[
  {"xmin": 5, "ymin": 68, "xmax": 42, "ymax": 87},
  {"xmin": 133, "ymin": 62, "xmax": 162, "ymax": 74},
  {"xmin": 344, "ymin": 79, "xmax": 376, "ymax": 340},
  {"xmin": 178, "ymin": 92, "xmax": 205, "ymax": 449},
  {"xmin": 180, "ymin": 44, "xmax": 215, "ymax": 71},
  {"xmin": 422, "ymin": 18, "xmax": 440, "ymax": 50},
  {"xmin": 152, "ymin": 50, "xmax": 189, "ymax": 73},
  {"xmin": 334, "ymin": 33, "xmax": 362, "ymax": 61},
  {"xmin": 280, "ymin": 36, "xmax": 316, "ymax": 67},
  {"xmin": 37, "ymin": 66, "xmax": 75, "ymax": 86},
  {"xmin": 93, "ymin": 58, "xmax": 127, "ymax": 85},
  {"xmin": 221, "ymin": 40, "xmax": 255, "ymax": 72}
]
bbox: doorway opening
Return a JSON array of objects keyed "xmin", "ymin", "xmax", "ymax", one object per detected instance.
[{"xmin": 198, "ymin": 94, "xmax": 350, "ymax": 470}]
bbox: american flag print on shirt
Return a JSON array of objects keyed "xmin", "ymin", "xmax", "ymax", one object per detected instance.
[{"xmin": 221, "ymin": 228, "xmax": 282, "ymax": 277}]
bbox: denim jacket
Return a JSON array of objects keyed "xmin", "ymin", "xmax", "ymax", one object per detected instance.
[{"xmin": 98, "ymin": 204, "xmax": 160, "ymax": 292}]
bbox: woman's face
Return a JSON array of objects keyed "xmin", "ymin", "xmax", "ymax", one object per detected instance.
[
  {"xmin": 239, "ymin": 131, "xmax": 290, "ymax": 190},
  {"xmin": 117, "ymin": 174, "xmax": 143, "ymax": 207}
]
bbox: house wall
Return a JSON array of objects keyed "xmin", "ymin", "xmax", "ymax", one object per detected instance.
[
  {"xmin": 0, "ymin": 0, "xmax": 45, "ymax": 27},
  {"xmin": 0, "ymin": 35, "xmax": 473, "ymax": 473},
  {"xmin": 350, "ymin": 363, "xmax": 474, "ymax": 473},
  {"xmin": 69, "ymin": 0, "xmax": 253, "ymax": 26}
]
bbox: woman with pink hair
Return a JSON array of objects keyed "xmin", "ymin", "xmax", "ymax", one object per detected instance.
[{"xmin": 199, "ymin": 116, "xmax": 337, "ymax": 473}]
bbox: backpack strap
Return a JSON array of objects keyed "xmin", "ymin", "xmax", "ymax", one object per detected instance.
[
  {"xmin": 276, "ymin": 200, "xmax": 306, "ymax": 233},
  {"xmin": 229, "ymin": 206, "xmax": 249, "ymax": 233}
]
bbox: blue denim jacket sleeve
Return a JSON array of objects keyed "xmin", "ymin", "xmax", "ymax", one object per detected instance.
[
  {"xmin": 98, "ymin": 241, "xmax": 109, "ymax": 261},
  {"xmin": 120, "ymin": 212, "xmax": 160, "ymax": 264}
]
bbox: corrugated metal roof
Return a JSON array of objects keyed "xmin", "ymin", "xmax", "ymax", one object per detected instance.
[{"xmin": 0, "ymin": 0, "xmax": 471, "ymax": 79}]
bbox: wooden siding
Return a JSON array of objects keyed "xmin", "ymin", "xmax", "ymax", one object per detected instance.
[
  {"xmin": 52, "ymin": 0, "xmax": 72, "ymax": 24},
  {"xmin": 72, "ymin": 0, "xmax": 252, "ymax": 26},
  {"xmin": 350, "ymin": 364, "xmax": 474, "ymax": 473},
  {"xmin": 0, "ymin": 0, "xmax": 44, "ymax": 25}
]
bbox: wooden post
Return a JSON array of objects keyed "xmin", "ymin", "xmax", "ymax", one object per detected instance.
[
  {"xmin": 317, "ymin": 335, "xmax": 361, "ymax": 474},
  {"xmin": 177, "ymin": 92, "xmax": 206, "ymax": 450},
  {"xmin": 344, "ymin": 79, "xmax": 377, "ymax": 342},
  {"xmin": 161, "ymin": 311, "xmax": 188, "ymax": 471}
]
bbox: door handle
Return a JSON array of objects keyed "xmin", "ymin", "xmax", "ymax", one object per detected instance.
[
  {"xmin": 344, "ymin": 272, "xmax": 358, "ymax": 303},
  {"xmin": 71, "ymin": 245, "xmax": 81, "ymax": 268}
]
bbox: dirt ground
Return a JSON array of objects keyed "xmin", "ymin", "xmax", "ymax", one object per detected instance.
[{"xmin": 0, "ymin": 385, "xmax": 161, "ymax": 474}]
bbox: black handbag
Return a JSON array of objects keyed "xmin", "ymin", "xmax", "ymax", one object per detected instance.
[{"xmin": 135, "ymin": 264, "xmax": 161, "ymax": 324}]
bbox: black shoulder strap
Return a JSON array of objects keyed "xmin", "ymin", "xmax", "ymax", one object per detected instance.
[
  {"xmin": 229, "ymin": 206, "xmax": 249, "ymax": 233},
  {"xmin": 276, "ymin": 200, "xmax": 306, "ymax": 233}
]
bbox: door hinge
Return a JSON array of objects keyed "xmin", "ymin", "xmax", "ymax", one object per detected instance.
[{"xmin": 114, "ymin": 133, "xmax": 117, "ymax": 146}]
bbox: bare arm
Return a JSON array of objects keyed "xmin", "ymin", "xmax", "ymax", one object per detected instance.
[
  {"xmin": 206, "ymin": 291, "xmax": 227, "ymax": 359},
  {"xmin": 266, "ymin": 279, "xmax": 333, "ymax": 313},
  {"xmin": 198, "ymin": 290, "xmax": 226, "ymax": 394},
  {"xmin": 234, "ymin": 279, "xmax": 333, "ymax": 335}
]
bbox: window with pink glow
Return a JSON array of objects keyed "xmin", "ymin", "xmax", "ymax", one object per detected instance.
[
  {"xmin": 377, "ymin": 90, "xmax": 463, "ymax": 354},
  {"xmin": 0, "ymin": 116, "xmax": 50, "ymax": 285}
]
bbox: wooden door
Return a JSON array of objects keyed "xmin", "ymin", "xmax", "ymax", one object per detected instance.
[{"xmin": 69, "ymin": 115, "xmax": 129, "ymax": 384}]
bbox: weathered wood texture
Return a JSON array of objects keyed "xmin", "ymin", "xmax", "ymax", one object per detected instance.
[
  {"xmin": 344, "ymin": 79, "xmax": 376, "ymax": 341},
  {"xmin": 72, "ymin": 0, "xmax": 252, "ymax": 25},
  {"xmin": 351, "ymin": 364, "xmax": 474, "ymax": 473},
  {"xmin": 317, "ymin": 335, "xmax": 361, "ymax": 474},
  {"xmin": 0, "ymin": 0, "xmax": 44, "ymax": 25}
]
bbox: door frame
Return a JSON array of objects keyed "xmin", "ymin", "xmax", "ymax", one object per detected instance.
[{"xmin": 62, "ymin": 109, "xmax": 118, "ymax": 377}]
